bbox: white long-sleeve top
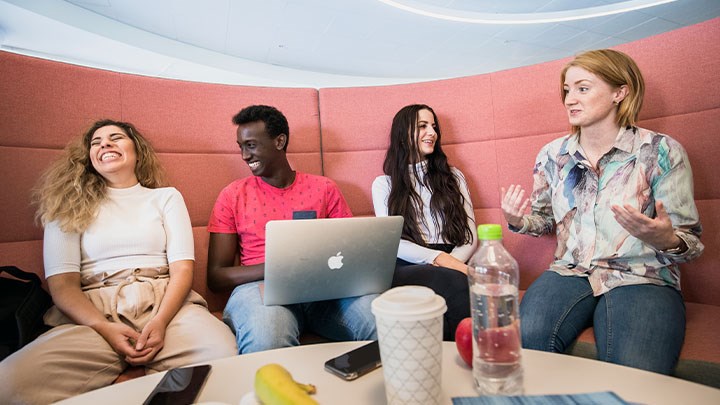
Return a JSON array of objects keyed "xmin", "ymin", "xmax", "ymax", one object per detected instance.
[
  {"xmin": 43, "ymin": 184, "xmax": 195, "ymax": 279},
  {"xmin": 372, "ymin": 162, "xmax": 477, "ymax": 265}
]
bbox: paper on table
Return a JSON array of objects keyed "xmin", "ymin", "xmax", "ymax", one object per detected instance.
[{"xmin": 452, "ymin": 391, "xmax": 630, "ymax": 404}]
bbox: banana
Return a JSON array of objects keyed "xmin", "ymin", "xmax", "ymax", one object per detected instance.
[{"xmin": 254, "ymin": 363, "xmax": 319, "ymax": 405}]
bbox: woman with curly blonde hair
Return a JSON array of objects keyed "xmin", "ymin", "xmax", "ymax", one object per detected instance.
[
  {"xmin": 0, "ymin": 119, "xmax": 237, "ymax": 404},
  {"xmin": 34, "ymin": 119, "xmax": 166, "ymax": 232}
]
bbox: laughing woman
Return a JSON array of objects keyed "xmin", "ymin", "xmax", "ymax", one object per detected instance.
[
  {"xmin": 0, "ymin": 119, "xmax": 237, "ymax": 404},
  {"xmin": 372, "ymin": 104, "xmax": 477, "ymax": 341}
]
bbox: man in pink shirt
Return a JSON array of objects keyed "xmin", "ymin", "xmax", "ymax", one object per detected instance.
[{"xmin": 207, "ymin": 105, "xmax": 377, "ymax": 353}]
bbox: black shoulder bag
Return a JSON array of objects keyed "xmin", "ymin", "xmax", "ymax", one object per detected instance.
[{"xmin": 0, "ymin": 266, "xmax": 53, "ymax": 361}]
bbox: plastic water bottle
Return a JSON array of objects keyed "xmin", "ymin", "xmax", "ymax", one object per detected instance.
[{"xmin": 467, "ymin": 224, "xmax": 523, "ymax": 396}]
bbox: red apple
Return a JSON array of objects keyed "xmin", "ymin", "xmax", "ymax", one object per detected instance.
[
  {"xmin": 455, "ymin": 317, "xmax": 473, "ymax": 367},
  {"xmin": 475, "ymin": 322, "xmax": 521, "ymax": 363}
]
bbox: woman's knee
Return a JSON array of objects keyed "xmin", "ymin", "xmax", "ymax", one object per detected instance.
[
  {"xmin": 147, "ymin": 306, "xmax": 236, "ymax": 370},
  {"xmin": 187, "ymin": 307, "xmax": 238, "ymax": 358},
  {"xmin": 595, "ymin": 285, "xmax": 685, "ymax": 374},
  {"xmin": 0, "ymin": 350, "xmax": 39, "ymax": 403},
  {"xmin": 0, "ymin": 325, "xmax": 121, "ymax": 404},
  {"xmin": 519, "ymin": 309, "xmax": 555, "ymax": 351},
  {"xmin": 520, "ymin": 272, "xmax": 596, "ymax": 352}
]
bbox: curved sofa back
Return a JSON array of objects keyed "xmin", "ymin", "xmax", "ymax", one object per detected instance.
[{"xmin": 1, "ymin": 17, "xmax": 718, "ymax": 312}]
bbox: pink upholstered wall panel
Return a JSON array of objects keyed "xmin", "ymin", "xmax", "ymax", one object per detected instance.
[
  {"xmin": 191, "ymin": 227, "xmax": 230, "ymax": 312},
  {"xmin": 615, "ymin": 18, "xmax": 720, "ymax": 121},
  {"xmin": 319, "ymin": 75, "xmax": 495, "ymax": 154},
  {"xmin": 472, "ymin": 208, "xmax": 503, "ymax": 225},
  {"xmin": 642, "ymin": 109, "xmax": 720, "ymax": 201},
  {"xmin": 490, "ymin": 60, "xmax": 570, "ymax": 140},
  {"xmin": 0, "ymin": 53, "xmax": 123, "ymax": 149},
  {"xmin": 494, "ymin": 132, "xmax": 564, "ymax": 202},
  {"xmin": 321, "ymin": 150, "xmax": 385, "ymax": 216},
  {"xmin": 442, "ymin": 141, "xmax": 501, "ymax": 210},
  {"xmin": 0, "ymin": 147, "xmax": 61, "ymax": 243},
  {"xmin": 681, "ymin": 200, "xmax": 720, "ymax": 306},
  {"xmin": 119, "ymin": 75, "xmax": 320, "ymax": 154},
  {"xmin": 0, "ymin": 241, "xmax": 45, "ymax": 288}
]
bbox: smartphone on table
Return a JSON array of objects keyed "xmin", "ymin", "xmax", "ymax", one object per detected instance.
[
  {"xmin": 143, "ymin": 364, "xmax": 212, "ymax": 405},
  {"xmin": 324, "ymin": 340, "xmax": 382, "ymax": 381}
]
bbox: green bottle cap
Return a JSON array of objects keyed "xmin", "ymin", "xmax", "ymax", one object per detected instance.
[{"xmin": 477, "ymin": 224, "xmax": 502, "ymax": 240}]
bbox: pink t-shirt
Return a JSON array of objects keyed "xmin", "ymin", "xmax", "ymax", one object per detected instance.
[{"xmin": 208, "ymin": 172, "xmax": 352, "ymax": 265}]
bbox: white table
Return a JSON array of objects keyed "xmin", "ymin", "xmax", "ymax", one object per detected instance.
[{"xmin": 58, "ymin": 341, "xmax": 720, "ymax": 405}]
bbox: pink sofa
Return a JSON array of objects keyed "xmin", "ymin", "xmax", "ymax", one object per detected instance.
[{"xmin": 1, "ymin": 17, "xmax": 718, "ymax": 386}]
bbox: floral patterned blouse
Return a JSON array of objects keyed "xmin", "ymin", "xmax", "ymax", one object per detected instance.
[{"xmin": 512, "ymin": 126, "xmax": 704, "ymax": 296}]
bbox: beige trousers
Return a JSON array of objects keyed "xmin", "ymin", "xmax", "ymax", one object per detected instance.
[{"xmin": 0, "ymin": 268, "xmax": 237, "ymax": 405}]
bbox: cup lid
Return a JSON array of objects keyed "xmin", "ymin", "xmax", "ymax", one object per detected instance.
[{"xmin": 371, "ymin": 286, "xmax": 447, "ymax": 321}]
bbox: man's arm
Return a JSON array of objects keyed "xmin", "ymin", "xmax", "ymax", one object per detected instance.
[{"xmin": 207, "ymin": 232, "xmax": 264, "ymax": 292}]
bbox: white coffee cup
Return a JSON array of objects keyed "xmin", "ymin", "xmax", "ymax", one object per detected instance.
[{"xmin": 371, "ymin": 286, "xmax": 447, "ymax": 405}]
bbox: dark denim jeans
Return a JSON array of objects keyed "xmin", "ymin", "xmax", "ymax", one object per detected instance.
[
  {"xmin": 519, "ymin": 271, "xmax": 685, "ymax": 375},
  {"xmin": 392, "ymin": 252, "xmax": 470, "ymax": 341}
]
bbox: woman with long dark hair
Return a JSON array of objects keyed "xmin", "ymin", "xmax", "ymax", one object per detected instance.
[{"xmin": 372, "ymin": 104, "xmax": 477, "ymax": 340}]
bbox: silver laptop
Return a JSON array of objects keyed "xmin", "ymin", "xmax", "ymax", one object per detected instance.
[{"xmin": 263, "ymin": 216, "xmax": 404, "ymax": 306}]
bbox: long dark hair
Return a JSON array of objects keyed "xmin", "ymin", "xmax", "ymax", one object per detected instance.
[{"xmin": 382, "ymin": 104, "xmax": 473, "ymax": 247}]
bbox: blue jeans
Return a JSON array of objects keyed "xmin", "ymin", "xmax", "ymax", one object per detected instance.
[
  {"xmin": 223, "ymin": 281, "xmax": 378, "ymax": 354},
  {"xmin": 519, "ymin": 271, "xmax": 685, "ymax": 375}
]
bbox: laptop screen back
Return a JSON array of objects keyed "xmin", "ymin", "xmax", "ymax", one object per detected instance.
[{"xmin": 263, "ymin": 216, "xmax": 403, "ymax": 306}]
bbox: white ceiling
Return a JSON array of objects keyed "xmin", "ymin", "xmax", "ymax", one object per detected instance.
[{"xmin": 1, "ymin": 0, "xmax": 718, "ymax": 88}]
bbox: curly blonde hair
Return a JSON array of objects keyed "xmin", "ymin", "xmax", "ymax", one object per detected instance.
[
  {"xmin": 33, "ymin": 119, "xmax": 167, "ymax": 233},
  {"xmin": 561, "ymin": 49, "xmax": 645, "ymax": 135}
]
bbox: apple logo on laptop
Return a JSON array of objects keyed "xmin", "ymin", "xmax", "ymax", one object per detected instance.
[{"xmin": 328, "ymin": 252, "xmax": 344, "ymax": 270}]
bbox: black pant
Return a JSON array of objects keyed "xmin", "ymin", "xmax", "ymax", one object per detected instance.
[{"xmin": 391, "ymin": 245, "xmax": 470, "ymax": 341}]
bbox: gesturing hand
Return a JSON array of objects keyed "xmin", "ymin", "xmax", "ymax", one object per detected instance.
[
  {"xmin": 501, "ymin": 185, "xmax": 530, "ymax": 229},
  {"xmin": 610, "ymin": 200, "xmax": 679, "ymax": 250}
]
